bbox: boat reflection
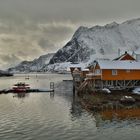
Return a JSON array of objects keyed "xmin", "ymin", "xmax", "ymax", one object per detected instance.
[{"xmin": 13, "ymin": 92, "xmax": 29, "ymax": 98}]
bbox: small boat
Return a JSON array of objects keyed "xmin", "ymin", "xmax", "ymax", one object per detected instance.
[{"xmin": 12, "ymin": 82, "xmax": 30, "ymax": 93}]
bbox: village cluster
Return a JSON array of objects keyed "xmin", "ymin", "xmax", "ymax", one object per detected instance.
[{"xmin": 70, "ymin": 51, "xmax": 140, "ymax": 94}]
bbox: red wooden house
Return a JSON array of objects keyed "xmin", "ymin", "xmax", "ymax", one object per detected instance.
[{"xmin": 86, "ymin": 52, "xmax": 140, "ymax": 89}]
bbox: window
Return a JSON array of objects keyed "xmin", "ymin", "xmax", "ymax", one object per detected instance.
[
  {"xmin": 95, "ymin": 69, "xmax": 101, "ymax": 75},
  {"xmin": 126, "ymin": 69, "xmax": 130, "ymax": 73},
  {"xmin": 112, "ymin": 70, "xmax": 117, "ymax": 75}
]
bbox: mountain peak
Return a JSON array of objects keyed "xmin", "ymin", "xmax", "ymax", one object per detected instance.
[
  {"xmin": 72, "ymin": 26, "xmax": 89, "ymax": 39},
  {"xmin": 105, "ymin": 22, "xmax": 119, "ymax": 28},
  {"xmin": 122, "ymin": 17, "xmax": 140, "ymax": 25},
  {"xmin": 77, "ymin": 26, "xmax": 89, "ymax": 31}
]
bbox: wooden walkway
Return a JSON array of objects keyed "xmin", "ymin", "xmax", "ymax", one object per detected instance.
[{"xmin": 0, "ymin": 82, "xmax": 54, "ymax": 94}]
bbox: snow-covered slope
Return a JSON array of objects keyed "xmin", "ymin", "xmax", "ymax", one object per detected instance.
[
  {"xmin": 8, "ymin": 53, "xmax": 54, "ymax": 73},
  {"xmin": 49, "ymin": 18, "xmax": 140, "ymax": 67}
]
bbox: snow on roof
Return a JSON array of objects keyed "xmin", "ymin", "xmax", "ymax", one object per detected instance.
[
  {"xmin": 82, "ymin": 69, "xmax": 89, "ymax": 71},
  {"xmin": 86, "ymin": 73, "xmax": 95, "ymax": 76},
  {"xmin": 73, "ymin": 68, "xmax": 80, "ymax": 72},
  {"xmin": 113, "ymin": 52, "xmax": 135, "ymax": 60},
  {"xmin": 69, "ymin": 63, "xmax": 86, "ymax": 69},
  {"xmin": 97, "ymin": 60, "xmax": 140, "ymax": 70}
]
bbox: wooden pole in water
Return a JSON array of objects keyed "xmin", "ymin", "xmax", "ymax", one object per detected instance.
[
  {"xmin": 50, "ymin": 82, "xmax": 54, "ymax": 93},
  {"xmin": 73, "ymin": 84, "xmax": 76, "ymax": 97}
]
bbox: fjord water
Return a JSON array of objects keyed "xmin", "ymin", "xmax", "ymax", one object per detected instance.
[{"xmin": 0, "ymin": 74, "xmax": 140, "ymax": 140}]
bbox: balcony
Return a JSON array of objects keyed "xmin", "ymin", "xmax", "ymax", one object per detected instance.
[{"xmin": 86, "ymin": 73, "xmax": 101, "ymax": 80}]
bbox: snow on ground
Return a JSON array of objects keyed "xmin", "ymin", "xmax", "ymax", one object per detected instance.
[
  {"xmin": 46, "ymin": 62, "xmax": 89, "ymax": 72},
  {"xmin": 132, "ymin": 87, "xmax": 140, "ymax": 94},
  {"xmin": 102, "ymin": 88, "xmax": 111, "ymax": 93}
]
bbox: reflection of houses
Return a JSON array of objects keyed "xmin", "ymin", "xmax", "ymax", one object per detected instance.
[
  {"xmin": 71, "ymin": 52, "xmax": 140, "ymax": 91},
  {"xmin": 100, "ymin": 108, "xmax": 140, "ymax": 120}
]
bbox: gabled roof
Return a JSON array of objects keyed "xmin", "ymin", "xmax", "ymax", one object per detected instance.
[
  {"xmin": 97, "ymin": 60, "xmax": 140, "ymax": 70},
  {"xmin": 113, "ymin": 52, "xmax": 135, "ymax": 61}
]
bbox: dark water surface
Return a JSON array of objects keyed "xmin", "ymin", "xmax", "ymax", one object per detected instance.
[{"xmin": 0, "ymin": 74, "xmax": 140, "ymax": 140}]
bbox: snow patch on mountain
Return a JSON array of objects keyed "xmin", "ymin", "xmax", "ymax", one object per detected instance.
[{"xmin": 8, "ymin": 53, "xmax": 54, "ymax": 73}]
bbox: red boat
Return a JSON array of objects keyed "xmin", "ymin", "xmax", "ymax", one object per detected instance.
[{"xmin": 12, "ymin": 82, "xmax": 30, "ymax": 93}]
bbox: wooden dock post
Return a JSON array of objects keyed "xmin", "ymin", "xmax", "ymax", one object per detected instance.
[
  {"xmin": 50, "ymin": 82, "xmax": 54, "ymax": 92},
  {"xmin": 73, "ymin": 83, "xmax": 76, "ymax": 95}
]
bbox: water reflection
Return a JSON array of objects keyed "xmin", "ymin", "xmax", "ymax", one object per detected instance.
[
  {"xmin": 12, "ymin": 92, "xmax": 55, "ymax": 99},
  {"xmin": 0, "ymin": 74, "xmax": 140, "ymax": 140},
  {"xmin": 70, "ymin": 91, "xmax": 140, "ymax": 126},
  {"xmin": 13, "ymin": 92, "xmax": 29, "ymax": 98},
  {"xmin": 70, "ymin": 95, "xmax": 83, "ymax": 120},
  {"xmin": 99, "ymin": 108, "xmax": 140, "ymax": 120},
  {"xmin": 50, "ymin": 92, "xmax": 54, "ymax": 99}
]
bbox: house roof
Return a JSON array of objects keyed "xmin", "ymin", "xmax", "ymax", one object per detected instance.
[
  {"xmin": 82, "ymin": 69, "xmax": 89, "ymax": 71},
  {"xmin": 97, "ymin": 60, "xmax": 140, "ymax": 70},
  {"xmin": 113, "ymin": 52, "xmax": 135, "ymax": 61}
]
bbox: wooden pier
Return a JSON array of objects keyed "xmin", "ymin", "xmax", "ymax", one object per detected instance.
[{"xmin": 0, "ymin": 82, "xmax": 54, "ymax": 94}]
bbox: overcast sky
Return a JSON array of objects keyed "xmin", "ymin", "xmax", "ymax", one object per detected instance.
[{"xmin": 0, "ymin": 0, "xmax": 140, "ymax": 69}]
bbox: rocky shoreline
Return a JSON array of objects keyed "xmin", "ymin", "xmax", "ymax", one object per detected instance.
[
  {"xmin": 78, "ymin": 90, "xmax": 140, "ymax": 112},
  {"xmin": 0, "ymin": 70, "xmax": 13, "ymax": 77}
]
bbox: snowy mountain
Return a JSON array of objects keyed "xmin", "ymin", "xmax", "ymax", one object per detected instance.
[
  {"xmin": 50, "ymin": 19, "xmax": 140, "ymax": 67},
  {"xmin": 8, "ymin": 18, "xmax": 140, "ymax": 73},
  {"xmin": 8, "ymin": 53, "xmax": 54, "ymax": 73}
]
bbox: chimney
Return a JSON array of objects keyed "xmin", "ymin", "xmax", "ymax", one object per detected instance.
[
  {"xmin": 132, "ymin": 51, "xmax": 135, "ymax": 57},
  {"xmin": 136, "ymin": 54, "xmax": 140, "ymax": 61},
  {"xmin": 118, "ymin": 49, "xmax": 120, "ymax": 57}
]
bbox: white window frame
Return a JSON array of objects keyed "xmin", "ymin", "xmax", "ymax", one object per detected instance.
[
  {"xmin": 112, "ymin": 69, "xmax": 117, "ymax": 75},
  {"xmin": 126, "ymin": 69, "xmax": 130, "ymax": 73},
  {"xmin": 95, "ymin": 69, "xmax": 102, "ymax": 75}
]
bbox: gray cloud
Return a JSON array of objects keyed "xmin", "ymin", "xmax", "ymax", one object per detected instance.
[
  {"xmin": 0, "ymin": 0, "xmax": 139, "ymax": 24},
  {"xmin": 0, "ymin": 21, "xmax": 74, "ymax": 69},
  {"xmin": 0, "ymin": 54, "xmax": 21, "ymax": 68},
  {"xmin": 38, "ymin": 38, "xmax": 55, "ymax": 50},
  {"xmin": 0, "ymin": 0, "xmax": 140, "ymax": 69},
  {"xmin": 1, "ymin": 38, "xmax": 15, "ymax": 43},
  {"xmin": 39, "ymin": 23, "xmax": 74, "ymax": 42}
]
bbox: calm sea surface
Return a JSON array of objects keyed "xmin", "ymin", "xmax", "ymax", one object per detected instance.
[{"xmin": 0, "ymin": 74, "xmax": 140, "ymax": 140}]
